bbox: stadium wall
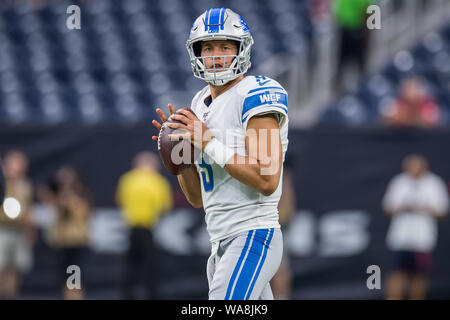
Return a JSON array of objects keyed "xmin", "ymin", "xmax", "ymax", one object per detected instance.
[{"xmin": 1, "ymin": 125, "xmax": 449, "ymax": 299}]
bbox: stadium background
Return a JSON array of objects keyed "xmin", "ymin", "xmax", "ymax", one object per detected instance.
[{"xmin": 0, "ymin": 0, "xmax": 449, "ymax": 299}]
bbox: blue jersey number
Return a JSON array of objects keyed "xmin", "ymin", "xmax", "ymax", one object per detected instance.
[
  {"xmin": 255, "ymin": 75, "xmax": 270, "ymax": 86},
  {"xmin": 198, "ymin": 158, "xmax": 214, "ymax": 192}
]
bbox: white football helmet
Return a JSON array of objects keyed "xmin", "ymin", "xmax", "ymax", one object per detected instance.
[{"xmin": 186, "ymin": 8, "xmax": 254, "ymax": 86}]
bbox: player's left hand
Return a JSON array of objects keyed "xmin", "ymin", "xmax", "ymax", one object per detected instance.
[{"xmin": 167, "ymin": 109, "xmax": 213, "ymax": 151}]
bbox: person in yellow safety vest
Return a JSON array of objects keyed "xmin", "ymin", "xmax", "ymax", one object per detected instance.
[{"xmin": 116, "ymin": 151, "xmax": 173, "ymax": 299}]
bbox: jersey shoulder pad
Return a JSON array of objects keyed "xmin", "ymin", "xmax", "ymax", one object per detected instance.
[{"xmin": 241, "ymin": 76, "xmax": 288, "ymax": 125}]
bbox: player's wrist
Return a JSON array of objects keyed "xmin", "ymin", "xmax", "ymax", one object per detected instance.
[
  {"xmin": 203, "ymin": 137, "xmax": 235, "ymax": 168},
  {"xmin": 201, "ymin": 134, "xmax": 214, "ymax": 151}
]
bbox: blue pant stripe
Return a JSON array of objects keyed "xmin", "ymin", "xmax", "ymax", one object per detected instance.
[
  {"xmin": 224, "ymin": 230, "xmax": 254, "ymax": 300},
  {"xmin": 244, "ymin": 228, "xmax": 274, "ymax": 300},
  {"xmin": 231, "ymin": 229, "xmax": 269, "ymax": 300}
]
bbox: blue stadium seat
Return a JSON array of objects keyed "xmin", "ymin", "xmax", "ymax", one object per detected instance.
[{"xmin": 4, "ymin": 1, "xmax": 448, "ymax": 127}]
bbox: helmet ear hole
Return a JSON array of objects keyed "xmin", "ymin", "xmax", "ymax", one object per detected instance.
[
  {"xmin": 232, "ymin": 40, "xmax": 240, "ymax": 51},
  {"xmin": 193, "ymin": 42, "xmax": 202, "ymax": 57}
]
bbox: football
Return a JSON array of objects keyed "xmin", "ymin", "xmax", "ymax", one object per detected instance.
[{"xmin": 157, "ymin": 108, "xmax": 199, "ymax": 175}]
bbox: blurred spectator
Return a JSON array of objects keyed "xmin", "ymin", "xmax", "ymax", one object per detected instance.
[
  {"xmin": 382, "ymin": 77, "xmax": 441, "ymax": 128},
  {"xmin": 0, "ymin": 150, "xmax": 35, "ymax": 300},
  {"xmin": 26, "ymin": 0, "xmax": 48, "ymax": 10},
  {"xmin": 270, "ymin": 164, "xmax": 295, "ymax": 300},
  {"xmin": 310, "ymin": 0, "xmax": 331, "ymax": 22},
  {"xmin": 332, "ymin": 0, "xmax": 372, "ymax": 92},
  {"xmin": 116, "ymin": 151, "xmax": 173, "ymax": 299},
  {"xmin": 382, "ymin": 154, "xmax": 449, "ymax": 300},
  {"xmin": 45, "ymin": 166, "xmax": 91, "ymax": 300}
]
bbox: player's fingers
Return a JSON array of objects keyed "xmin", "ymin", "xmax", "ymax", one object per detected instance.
[
  {"xmin": 168, "ymin": 104, "xmax": 176, "ymax": 115},
  {"xmin": 152, "ymin": 120, "xmax": 162, "ymax": 130},
  {"xmin": 152, "ymin": 136, "xmax": 158, "ymax": 141},
  {"xmin": 178, "ymin": 108, "xmax": 197, "ymax": 120},
  {"xmin": 156, "ymin": 108, "xmax": 168, "ymax": 122},
  {"xmin": 166, "ymin": 122, "xmax": 187, "ymax": 130},
  {"xmin": 170, "ymin": 114, "xmax": 190, "ymax": 125}
]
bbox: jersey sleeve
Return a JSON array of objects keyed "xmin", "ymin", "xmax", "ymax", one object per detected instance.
[{"xmin": 241, "ymin": 80, "xmax": 288, "ymax": 130}]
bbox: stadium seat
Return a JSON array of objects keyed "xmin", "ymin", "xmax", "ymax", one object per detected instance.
[
  {"xmin": 317, "ymin": 22, "xmax": 450, "ymax": 126},
  {"xmin": 0, "ymin": 0, "xmax": 319, "ymax": 124}
]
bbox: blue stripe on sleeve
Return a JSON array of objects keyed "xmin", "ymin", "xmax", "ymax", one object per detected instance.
[
  {"xmin": 242, "ymin": 92, "xmax": 288, "ymax": 116},
  {"xmin": 242, "ymin": 91, "xmax": 288, "ymax": 122}
]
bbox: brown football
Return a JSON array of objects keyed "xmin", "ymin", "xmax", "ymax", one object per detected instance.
[{"xmin": 157, "ymin": 108, "xmax": 199, "ymax": 175}]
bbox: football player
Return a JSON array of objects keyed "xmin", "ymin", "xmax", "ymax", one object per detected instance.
[{"xmin": 152, "ymin": 8, "xmax": 289, "ymax": 300}]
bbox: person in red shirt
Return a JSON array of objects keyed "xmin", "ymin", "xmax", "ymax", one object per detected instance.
[{"xmin": 382, "ymin": 77, "xmax": 441, "ymax": 128}]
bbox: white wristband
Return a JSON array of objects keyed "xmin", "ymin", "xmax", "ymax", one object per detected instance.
[{"xmin": 204, "ymin": 137, "xmax": 235, "ymax": 168}]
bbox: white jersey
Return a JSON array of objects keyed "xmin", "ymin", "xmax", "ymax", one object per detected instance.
[{"xmin": 190, "ymin": 75, "xmax": 289, "ymax": 242}]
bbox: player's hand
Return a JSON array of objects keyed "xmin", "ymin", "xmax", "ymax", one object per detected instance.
[
  {"xmin": 167, "ymin": 109, "xmax": 213, "ymax": 150},
  {"xmin": 151, "ymin": 104, "xmax": 176, "ymax": 141}
]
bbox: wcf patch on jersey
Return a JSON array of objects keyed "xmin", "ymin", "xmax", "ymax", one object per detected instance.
[{"xmin": 259, "ymin": 92, "xmax": 282, "ymax": 104}]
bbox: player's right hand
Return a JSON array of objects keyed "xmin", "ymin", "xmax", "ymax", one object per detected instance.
[{"xmin": 152, "ymin": 104, "xmax": 176, "ymax": 141}]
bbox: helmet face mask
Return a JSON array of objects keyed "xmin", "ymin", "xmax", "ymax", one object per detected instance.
[
  {"xmin": 195, "ymin": 54, "xmax": 239, "ymax": 85},
  {"xmin": 186, "ymin": 8, "xmax": 254, "ymax": 86}
]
